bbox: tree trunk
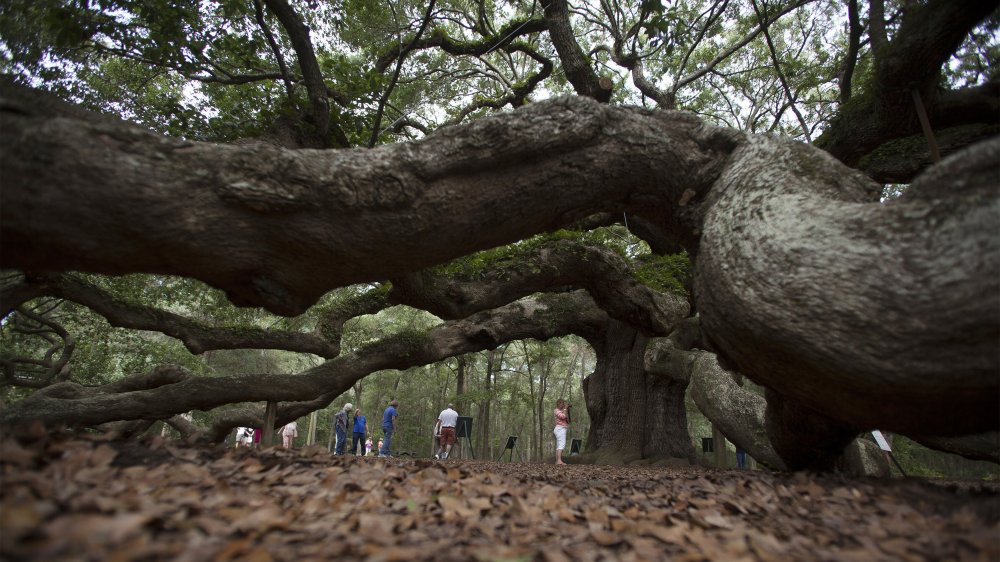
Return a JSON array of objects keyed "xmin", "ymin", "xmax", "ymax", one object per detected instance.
[
  {"xmin": 477, "ymin": 348, "xmax": 496, "ymax": 458},
  {"xmin": 582, "ymin": 320, "xmax": 695, "ymax": 465},
  {"xmin": 456, "ymin": 355, "xmax": 467, "ymax": 398},
  {"xmin": 306, "ymin": 410, "xmax": 317, "ymax": 446},
  {"xmin": 352, "ymin": 382, "xmax": 363, "ymax": 415},
  {"xmin": 536, "ymin": 353, "xmax": 551, "ymax": 461},
  {"xmin": 2, "ymin": 83, "xmax": 996, "ymax": 443},
  {"xmin": 262, "ymin": 401, "xmax": 277, "ymax": 447},
  {"xmin": 712, "ymin": 424, "xmax": 728, "ymax": 468}
]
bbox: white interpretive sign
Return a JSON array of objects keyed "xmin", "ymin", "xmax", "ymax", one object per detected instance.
[{"xmin": 872, "ymin": 430, "xmax": 892, "ymax": 452}]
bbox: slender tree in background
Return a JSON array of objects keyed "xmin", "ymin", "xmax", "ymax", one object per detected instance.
[{"xmin": 0, "ymin": 0, "xmax": 997, "ymax": 470}]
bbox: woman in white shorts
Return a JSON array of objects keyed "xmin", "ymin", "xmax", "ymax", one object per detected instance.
[{"xmin": 553, "ymin": 399, "xmax": 571, "ymax": 465}]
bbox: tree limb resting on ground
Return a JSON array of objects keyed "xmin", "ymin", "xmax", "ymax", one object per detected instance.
[
  {"xmin": 1, "ymin": 80, "xmax": 996, "ymax": 439},
  {"xmin": 0, "ymin": 292, "xmax": 609, "ymax": 428}
]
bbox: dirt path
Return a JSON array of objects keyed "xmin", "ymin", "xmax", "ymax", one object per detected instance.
[{"xmin": 1, "ymin": 433, "xmax": 997, "ymax": 561}]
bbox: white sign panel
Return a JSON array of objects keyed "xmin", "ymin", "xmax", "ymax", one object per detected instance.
[{"xmin": 871, "ymin": 430, "xmax": 892, "ymax": 452}]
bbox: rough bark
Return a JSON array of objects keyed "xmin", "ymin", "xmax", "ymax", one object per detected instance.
[
  {"xmin": 2, "ymin": 81, "xmax": 997, "ymax": 441},
  {"xmin": 540, "ymin": 0, "xmax": 613, "ymax": 103},
  {"xmin": 695, "ymin": 134, "xmax": 1000, "ymax": 436},
  {"xmin": 261, "ymin": 0, "xmax": 349, "ymax": 148},
  {"xmin": 2, "ymin": 274, "xmax": 340, "ymax": 357},
  {"xmin": 836, "ymin": 439, "xmax": 891, "ymax": 478},
  {"xmin": 580, "ymin": 320, "xmax": 695, "ymax": 465},
  {"xmin": 686, "ymin": 352, "xmax": 788, "ymax": 471},
  {"xmin": 0, "ymin": 82, "xmax": 733, "ymax": 316},
  {"xmin": 815, "ymin": 0, "xmax": 999, "ymax": 181},
  {"xmin": 645, "ymin": 319, "xmax": 787, "ymax": 470},
  {"xmin": 858, "ymin": 119, "xmax": 1000, "ymax": 184},
  {"xmin": 0, "ymin": 292, "xmax": 609, "ymax": 428}
]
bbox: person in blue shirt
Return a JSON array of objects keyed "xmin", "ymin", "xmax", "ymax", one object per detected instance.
[
  {"xmin": 351, "ymin": 407, "xmax": 367, "ymax": 456},
  {"xmin": 380, "ymin": 399, "xmax": 399, "ymax": 457}
]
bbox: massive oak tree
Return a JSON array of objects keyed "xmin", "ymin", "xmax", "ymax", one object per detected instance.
[{"xmin": 0, "ymin": 0, "xmax": 997, "ymax": 470}]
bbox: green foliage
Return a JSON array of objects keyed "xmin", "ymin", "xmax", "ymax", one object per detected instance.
[
  {"xmin": 6, "ymin": 0, "xmax": 992, "ymax": 459},
  {"xmin": 338, "ymin": 296, "xmax": 440, "ymax": 356},
  {"xmin": 940, "ymin": 15, "xmax": 1000, "ymax": 88},
  {"xmin": 429, "ymin": 230, "xmax": 580, "ymax": 280},
  {"xmin": 632, "ymin": 253, "xmax": 690, "ymax": 296},
  {"xmin": 429, "ymin": 228, "xmax": 689, "ymax": 298},
  {"xmin": 892, "ymin": 436, "xmax": 999, "ymax": 481}
]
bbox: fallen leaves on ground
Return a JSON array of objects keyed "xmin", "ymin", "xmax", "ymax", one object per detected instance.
[{"xmin": 1, "ymin": 432, "xmax": 997, "ymax": 561}]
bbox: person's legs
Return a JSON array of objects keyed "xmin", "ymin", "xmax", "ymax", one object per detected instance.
[
  {"xmin": 335, "ymin": 427, "xmax": 346, "ymax": 455},
  {"xmin": 381, "ymin": 429, "xmax": 393, "ymax": 456},
  {"xmin": 554, "ymin": 426, "xmax": 567, "ymax": 464},
  {"xmin": 440, "ymin": 427, "xmax": 456, "ymax": 459},
  {"xmin": 352, "ymin": 432, "xmax": 363, "ymax": 455}
]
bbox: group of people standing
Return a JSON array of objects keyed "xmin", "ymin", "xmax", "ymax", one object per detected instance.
[
  {"xmin": 238, "ymin": 396, "xmax": 575, "ymax": 465},
  {"xmin": 332, "ymin": 399, "xmax": 397, "ymax": 457}
]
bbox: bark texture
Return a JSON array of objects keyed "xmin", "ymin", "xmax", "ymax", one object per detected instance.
[
  {"xmin": 644, "ymin": 319, "xmax": 786, "ymax": 470},
  {"xmin": 0, "ymin": 82, "xmax": 733, "ymax": 315},
  {"xmin": 0, "ymin": 292, "xmax": 608, "ymax": 428},
  {"xmin": 581, "ymin": 320, "xmax": 695, "ymax": 465},
  {"xmin": 695, "ymin": 134, "xmax": 1000, "ymax": 436},
  {"xmin": 2, "ymin": 80, "xmax": 997, "ymax": 444},
  {"xmin": 815, "ymin": 0, "xmax": 999, "ymax": 182}
]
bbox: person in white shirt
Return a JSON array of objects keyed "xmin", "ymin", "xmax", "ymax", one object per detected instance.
[
  {"xmin": 434, "ymin": 404, "xmax": 459, "ymax": 460},
  {"xmin": 281, "ymin": 421, "xmax": 298, "ymax": 448},
  {"xmin": 236, "ymin": 427, "xmax": 253, "ymax": 447}
]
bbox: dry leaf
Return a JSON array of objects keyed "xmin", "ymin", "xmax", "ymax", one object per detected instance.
[{"xmin": 590, "ymin": 529, "xmax": 622, "ymax": 546}]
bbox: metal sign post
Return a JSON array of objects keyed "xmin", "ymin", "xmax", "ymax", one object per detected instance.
[
  {"xmin": 872, "ymin": 430, "xmax": 907, "ymax": 477},
  {"xmin": 496, "ymin": 436, "xmax": 520, "ymax": 462},
  {"xmin": 456, "ymin": 416, "xmax": 476, "ymax": 459}
]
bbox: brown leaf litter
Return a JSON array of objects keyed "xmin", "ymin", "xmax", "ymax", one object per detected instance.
[{"xmin": 1, "ymin": 432, "xmax": 997, "ymax": 561}]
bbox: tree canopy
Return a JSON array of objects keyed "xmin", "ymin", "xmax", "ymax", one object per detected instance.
[{"xmin": 0, "ymin": 0, "xmax": 997, "ymax": 470}]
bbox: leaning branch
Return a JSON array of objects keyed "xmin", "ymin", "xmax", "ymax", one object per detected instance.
[
  {"xmin": 389, "ymin": 239, "xmax": 689, "ymax": 335},
  {"xmin": 673, "ymin": 0, "xmax": 816, "ymax": 93},
  {"xmin": 374, "ymin": 16, "xmax": 548, "ymax": 72},
  {"xmin": 4, "ymin": 274, "xmax": 340, "ymax": 358},
  {"xmin": 0, "ymin": 292, "xmax": 609, "ymax": 428}
]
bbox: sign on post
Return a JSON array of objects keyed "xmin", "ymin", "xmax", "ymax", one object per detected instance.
[
  {"xmin": 456, "ymin": 416, "xmax": 473, "ymax": 438},
  {"xmin": 871, "ymin": 430, "xmax": 892, "ymax": 451}
]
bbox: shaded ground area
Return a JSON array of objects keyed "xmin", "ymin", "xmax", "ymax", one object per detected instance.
[{"xmin": 1, "ymin": 431, "xmax": 997, "ymax": 561}]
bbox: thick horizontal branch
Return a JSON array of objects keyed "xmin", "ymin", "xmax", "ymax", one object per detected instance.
[
  {"xmin": 0, "ymin": 81, "xmax": 736, "ymax": 315},
  {"xmin": 910, "ymin": 432, "xmax": 1000, "ymax": 464},
  {"xmin": 858, "ymin": 122, "xmax": 1000, "ymax": 184},
  {"xmin": 2, "ymin": 80, "xmax": 996, "ymax": 440}
]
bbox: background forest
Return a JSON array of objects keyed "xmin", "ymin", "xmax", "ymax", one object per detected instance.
[{"xmin": 0, "ymin": 0, "xmax": 997, "ymax": 479}]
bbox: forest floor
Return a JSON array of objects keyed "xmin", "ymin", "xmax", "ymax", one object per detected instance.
[{"xmin": 1, "ymin": 430, "xmax": 997, "ymax": 562}]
